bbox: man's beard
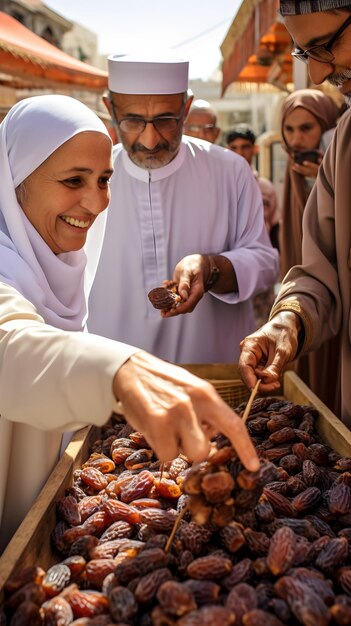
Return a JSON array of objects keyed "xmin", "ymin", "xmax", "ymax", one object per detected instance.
[
  {"xmin": 129, "ymin": 141, "xmax": 179, "ymax": 169},
  {"xmin": 118, "ymin": 126, "xmax": 183, "ymax": 169},
  {"xmin": 327, "ymin": 70, "xmax": 351, "ymax": 107}
]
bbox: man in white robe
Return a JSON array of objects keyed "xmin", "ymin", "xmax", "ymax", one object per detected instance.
[{"xmin": 87, "ymin": 54, "xmax": 279, "ymax": 364}]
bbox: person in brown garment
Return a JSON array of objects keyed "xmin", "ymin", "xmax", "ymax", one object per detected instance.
[
  {"xmin": 239, "ymin": 1, "xmax": 351, "ymax": 426},
  {"xmin": 277, "ymin": 88, "xmax": 342, "ymax": 415}
]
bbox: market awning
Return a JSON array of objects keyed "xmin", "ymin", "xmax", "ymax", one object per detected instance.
[
  {"xmin": 220, "ymin": 0, "xmax": 292, "ymax": 94},
  {"xmin": 0, "ymin": 11, "xmax": 108, "ymax": 92}
]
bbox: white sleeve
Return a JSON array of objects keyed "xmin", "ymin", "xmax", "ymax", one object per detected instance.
[
  {"xmin": 0, "ymin": 282, "xmax": 138, "ymax": 430},
  {"xmin": 216, "ymin": 161, "xmax": 280, "ymax": 304}
]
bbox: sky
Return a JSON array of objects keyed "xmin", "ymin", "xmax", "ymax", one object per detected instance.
[{"xmin": 45, "ymin": 0, "xmax": 242, "ymax": 80}]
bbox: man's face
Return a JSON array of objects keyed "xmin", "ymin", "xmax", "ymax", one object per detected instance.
[
  {"xmin": 227, "ymin": 138, "xmax": 256, "ymax": 165},
  {"xmin": 109, "ymin": 93, "xmax": 190, "ymax": 169},
  {"xmin": 282, "ymin": 107, "xmax": 322, "ymax": 152},
  {"xmin": 285, "ymin": 11, "xmax": 351, "ymax": 105},
  {"xmin": 184, "ymin": 110, "xmax": 220, "ymax": 143}
]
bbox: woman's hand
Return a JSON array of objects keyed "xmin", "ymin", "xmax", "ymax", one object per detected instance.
[
  {"xmin": 113, "ymin": 350, "xmax": 259, "ymax": 470},
  {"xmin": 291, "ymin": 155, "xmax": 322, "ymax": 179},
  {"xmin": 239, "ymin": 311, "xmax": 302, "ymax": 392}
]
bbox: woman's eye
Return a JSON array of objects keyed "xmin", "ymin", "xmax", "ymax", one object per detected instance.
[
  {"xmin": 99, "ymin": 177, "xmax": 111, "ymax": 187},
  {"xmin": 62, "ymin": 177, "xmax": 82, "ymax": 186}
]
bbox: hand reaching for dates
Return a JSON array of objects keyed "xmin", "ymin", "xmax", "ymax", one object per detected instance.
[{"xmin": 113, "ymin": 350, "xmax": 259, "ymax": 470}]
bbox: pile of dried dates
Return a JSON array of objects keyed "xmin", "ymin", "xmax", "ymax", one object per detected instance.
[{"xmin": 2, "ymin": 397, "xmax": 351, "ymax": 626}]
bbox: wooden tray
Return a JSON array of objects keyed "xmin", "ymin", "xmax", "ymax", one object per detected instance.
[{"xmin": 1, "ymin": 368, "xmax": 350, "ymax": 601}]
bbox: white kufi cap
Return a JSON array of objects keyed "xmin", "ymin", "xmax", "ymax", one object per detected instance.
[{"xmin": 108, "ymin": 53, "xmax": 189, "ymax": 95}]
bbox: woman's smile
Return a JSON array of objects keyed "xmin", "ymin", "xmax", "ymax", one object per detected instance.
[{"xmin": 60, "ymin": 215, "xmax": 91, "ymax": 229}]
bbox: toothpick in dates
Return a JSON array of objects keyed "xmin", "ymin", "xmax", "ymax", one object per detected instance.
[
  {"xmin": 165, "ymin": 503, "xmax": 189, "ymax": 554},
  {"xmin": 242, "ymin": 379, "xmax": 261, "ymax": 425}
]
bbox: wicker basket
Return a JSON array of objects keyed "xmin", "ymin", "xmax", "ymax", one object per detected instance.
[
  {"xmin": 180, "ymin": 363, "xmax": 250, "ymax": 408},
  {"xmin": 207, "ymin": 378, "xmax": 250, "ymax": 407}
]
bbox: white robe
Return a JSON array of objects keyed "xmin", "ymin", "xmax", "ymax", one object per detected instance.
[
  {"xmin": 88, "ymin": 137, "xmax": 279, "ymax": 363},
  {"xmin": 0, "ymin": 282, "xmax": 136, "ymax": 552}
]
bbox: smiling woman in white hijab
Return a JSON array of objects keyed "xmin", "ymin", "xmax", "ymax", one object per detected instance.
[
  {"xmin": 0, "ymin": 96, "xmax": 259, "ymax": 553},
  {"xmin": 0, "ymin": 93, "xmax": 125, "ymax": 550},
  {"xmin": 0, "ymin": 94, "xmax": 111, "ymax": 330}
]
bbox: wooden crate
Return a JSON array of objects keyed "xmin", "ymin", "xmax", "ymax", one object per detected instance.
[
  {"xmin": 1, "ymin": 368, "xmax": 351, "ymax": 602},
  {"xmin": 283, "ymin": 370, "xmax": 351, "ymax": 458},
  {"xmin": 0, "ymin": 425, "xmax": 100, "ymax": 603}
]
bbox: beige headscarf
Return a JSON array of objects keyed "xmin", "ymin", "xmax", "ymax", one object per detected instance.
[{"xmin": 279, "ymin": 89, "xmax": 340, "ymax": 278}]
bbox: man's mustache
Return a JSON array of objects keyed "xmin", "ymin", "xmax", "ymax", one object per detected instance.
[{"xmin": 132, "ymin": 143, "xmax": 168, "ymax": 154}]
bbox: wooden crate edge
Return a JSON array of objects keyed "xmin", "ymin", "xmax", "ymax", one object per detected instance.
[
  {"xmin": 283, "ymin": 371, "xmax": 351, "ymax": 457},
  {"xmin": 0, "ymin": 425, "xmax": 96, "ymax": 599}
]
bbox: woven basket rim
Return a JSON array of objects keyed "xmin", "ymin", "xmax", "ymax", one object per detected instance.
[
  {"xmin": 208, "ymin": 377, "xmax": 250, "ymax": 408},
  {"xmin": 208, "ymin": 378, "xmax": 245, "ymax": 387}
]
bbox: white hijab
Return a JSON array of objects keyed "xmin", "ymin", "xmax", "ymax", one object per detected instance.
[{"xmin": 0, "ymin": 94, "xmax": 111, "ymax": 330}]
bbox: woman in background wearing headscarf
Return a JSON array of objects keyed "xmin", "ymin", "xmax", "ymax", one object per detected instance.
[
  {"xmin": 0, "ymin": 95, "xmax": 258, "ymax": 551},
  {"xmin": 279, "ymin": 89, "xmax": 342, "ymax": 416},
  {"xmin": 280, "ymin": 89, "xmax": 341, "ymax": 276}
]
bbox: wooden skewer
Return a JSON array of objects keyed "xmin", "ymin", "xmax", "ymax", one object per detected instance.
[
  {"xmin": 159, "ymin": 463, "xmax": 165, "ymax": 482},
  {"xmin": 165, "ymin": 503, "xmax": 189, "ymax": 554},
  {"xmin": 242, "ymin": 379, "xmax": 261, "ymax": 425}
]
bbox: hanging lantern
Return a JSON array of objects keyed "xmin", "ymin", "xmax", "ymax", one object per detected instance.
[{"xmin": 256, "ymin": 45, "xmax": 274, "ymax": 66}]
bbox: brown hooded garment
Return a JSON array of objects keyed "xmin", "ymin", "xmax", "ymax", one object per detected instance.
[
  {"xmin": 278, "ymin": 90, "xmax": 341, "ymax": 415},
  {"xmin": 280, "ymin": 89, "xmax": 340, "ymax": 278},
  {"xmin": 270, "ymin": 107, "xmax": 351, "ymax": 422}
]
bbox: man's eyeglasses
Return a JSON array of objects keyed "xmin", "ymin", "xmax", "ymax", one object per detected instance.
[
  {"xmin": 185, "ymin": 123, "xmax": 217, "ymax": 132},
  {"xmin": 108, "ymin": 93, "xmax": 186, "ymax": 134},
  {"xmin": 109, "ymin": 99, "xmax": 184, "ymax": 134},
  {"xmin": 291, "ymin": 13, "xmax": 351, "ymax": 64},
  {"xmin": 116, "ymin": 115, "xmax": 183, "ymax": 134}
]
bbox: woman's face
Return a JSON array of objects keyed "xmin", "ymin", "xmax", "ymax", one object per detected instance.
[
  {"xmin": 18, "ymin": 131, "xmax": 113, "ymax": 254},
  {"xmin": 282, "ymin": 107, "xmax": 322, "ymax": 152}
]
